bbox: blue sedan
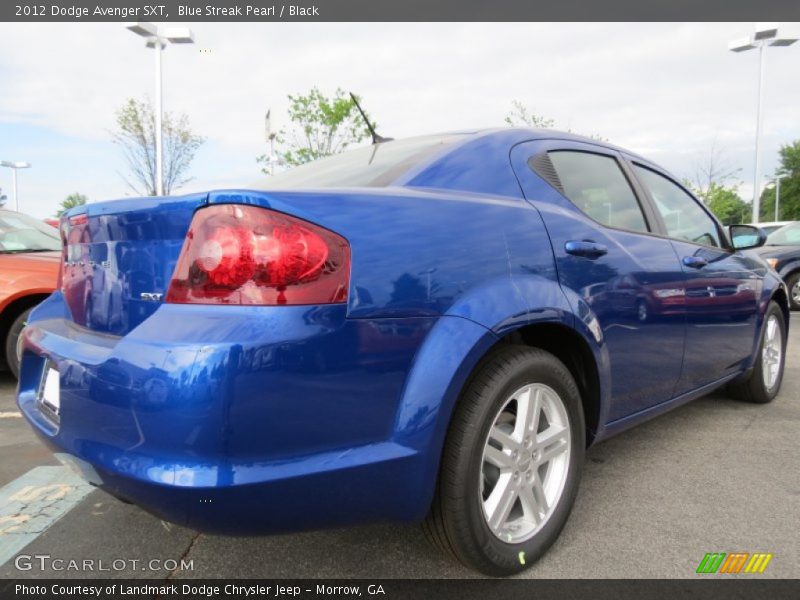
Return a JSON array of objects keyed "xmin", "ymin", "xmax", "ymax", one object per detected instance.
[{"xmin": 17, "ymin": 129, "xmax": 789, "ymax": 575}]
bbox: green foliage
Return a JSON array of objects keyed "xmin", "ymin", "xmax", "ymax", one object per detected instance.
[
  {"xmin": 112, "ymin": 98, "xmax": 205, "ymax": 196},
  {"xmin": 759, "ymin": 139, "xmax": 800, "ymax": 221},
  {"xmin": 0, "ymin": 188, "xmax": 6, "ymax": 208},
  {"xmin": 259, "ymin": 88, "xmax": 372, "ymax": 171},
  {"xmin": 56, "ymin": 193, "xmax": 87, "ymax": 217},
  {"xmin": 701, "ymin": 183, "xmax": 749, "ymax": 225}
]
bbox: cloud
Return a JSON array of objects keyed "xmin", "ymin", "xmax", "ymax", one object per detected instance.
[{"xmin": 0, "ymin": 22, "xmax": 798, "ymax": 217}]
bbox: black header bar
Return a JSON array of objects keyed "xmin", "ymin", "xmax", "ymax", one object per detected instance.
[{"xmin": 3, "ymin": 0, "xmax": 800, "ymax": 22}]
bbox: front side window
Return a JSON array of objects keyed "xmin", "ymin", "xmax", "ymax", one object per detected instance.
[
  {"xmin": 547, "ymin": 151, "xmax": 649, "ymax": 233},
  {"xmin": 633, "ymin": 165, "xmax": 721, "ymax": 248}
]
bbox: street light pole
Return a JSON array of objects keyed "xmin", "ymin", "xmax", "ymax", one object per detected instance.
[
  {"xmin": 127, "ymin": 22, "xmax": 194, "ymax": 197},
  {"xmin": 12, "ymin": 168, "xmax": 18, "ymax": 212},
  {"xmin": 775, "ymin": 174, "xmax": 785, "ymax": 221},
  {"xmin": 154, "ymin": 37, "xmax": 164, "ymax": 196},
  {"xmin": 753, "ymin": 42, "xmax": 766, "ymax": 224},
  {"xmin": 0, "ymin": 160, "xmax": 32, "ymax": 212},
  {"xmin": 729, "ymin": 23, "xmax": 797, "ymax": 224}
]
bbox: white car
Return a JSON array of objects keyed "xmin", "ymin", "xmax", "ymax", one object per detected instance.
[{"xmin": 748, "ymin": 220, "xmax": 794, "ymax": 235}]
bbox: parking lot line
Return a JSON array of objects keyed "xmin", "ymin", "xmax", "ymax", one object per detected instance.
[{"xmin": 0, "ymin": 466, "xmax": 93, "ymax": 567}]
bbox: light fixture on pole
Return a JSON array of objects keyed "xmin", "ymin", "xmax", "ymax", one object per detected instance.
[
  {"xmin": 126, "ymin": 22, "xmax": 195, "ymax": 196},
  {"xmin": 0, "ymin": 160, "xmax": 32, "ymax": 212},
  {"xmin": 728, "ymin": 23, "xmax": 797, "ymax": 224}
]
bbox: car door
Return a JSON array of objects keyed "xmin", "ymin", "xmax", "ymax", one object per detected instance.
[
  {"xmin": 628, "ymin": 161, "xmax": 761, "ymax": 393},
  {"xmin": 511, "ymin": 140, "xmax": 686, "ymax": 422}
]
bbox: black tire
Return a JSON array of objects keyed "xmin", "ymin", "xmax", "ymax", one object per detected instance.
[
  {"xmin": 4, "ymin": 308, "xmax": 31, "ymax": 379},
  {"xmin": 786, "ymin": 272, "xmax": 800, "ymax": 311},
  {"xmin": 728, "ymin": 301, "xmax": 787, "ymax": 404},
  {"xmin": 423, "ymin": 345, "xmax": 585, "ymax": 576}
]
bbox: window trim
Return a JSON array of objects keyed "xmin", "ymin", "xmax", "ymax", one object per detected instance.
[
  {"xmin": 627, "ymin": 161, "xmax": 732, "ymax": 252},
  {"xmin": 538, "ymin": 148, "xmax": 655, "ymax": 236}
]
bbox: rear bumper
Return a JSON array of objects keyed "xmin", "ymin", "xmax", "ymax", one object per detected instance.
[{"xmin": 17, "ymin": 293, "xmax": 439, "ymax": 533}]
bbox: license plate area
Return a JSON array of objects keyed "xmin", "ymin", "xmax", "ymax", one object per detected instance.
[{"xmin": 36, "ymin": 362, "xmax": 61, "ymax": 426}]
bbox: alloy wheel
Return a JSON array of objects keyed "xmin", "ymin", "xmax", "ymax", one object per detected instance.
[
  {"xmin": 761, "ymin": 314, "xmax": 783, "ymax": 390},
  {"xmin": 480, "ymin": 383, "xmax": 571, "ymax": 544}
]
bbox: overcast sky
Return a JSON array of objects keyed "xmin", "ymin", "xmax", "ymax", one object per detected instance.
[{"xmin": 1, "ymin": 22, "xmax": 799, "ymax": 218}]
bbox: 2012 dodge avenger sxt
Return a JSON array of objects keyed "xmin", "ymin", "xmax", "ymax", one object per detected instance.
[{"xmin": 17, "ymin": 129, "xmax": 789, "ymax": 575}]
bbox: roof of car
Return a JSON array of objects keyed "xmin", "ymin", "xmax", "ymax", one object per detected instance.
[{"xmin": 447, "ymin": 128, "xmax": 655, "ymax": 166}]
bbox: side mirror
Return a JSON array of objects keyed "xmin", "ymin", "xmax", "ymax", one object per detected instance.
[{"xmin": 729, "ymin": 224, "xmax": 767, "ymax": 250}]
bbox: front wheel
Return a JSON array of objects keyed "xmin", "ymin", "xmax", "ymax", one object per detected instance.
[
  {"xmin": 728, "ymin": 301, "xmax": 787, "ymax": 404},
  {"xmin": 787, "ymin": 272, "xmax": 800, "ymax": 311},
  {"xmin": 423, "ymin": 346, "xmax": 585, "ymax": 576}
]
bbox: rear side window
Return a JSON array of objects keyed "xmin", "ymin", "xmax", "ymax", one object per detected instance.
[
  {"xmin": 632, "ymin": 164, "xmax": 721, "ymax": 248},
  {"xmin": 547, "ymin": 151, "xmax": 649, "ymax": 233}
]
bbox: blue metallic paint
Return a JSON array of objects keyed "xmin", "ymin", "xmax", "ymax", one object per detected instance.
[{"xmin": 18, "ymin": 129, "xmax": 788, "ymax": 534}]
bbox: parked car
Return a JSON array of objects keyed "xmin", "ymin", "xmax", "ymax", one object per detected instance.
[
  {"xmin": 17, "ymin": 130, "xmax": 789, "ymax": 576},
  {"xmin": 755, "ymin": 221, "xmax": 800, "ymax": 310},
  {"xmin": 0, "ymin": 209, "xmax": 61, "ymax": 378},
  {"xmin": 746, "ymin": 220, "xmax": 793, "ymax": 236}
]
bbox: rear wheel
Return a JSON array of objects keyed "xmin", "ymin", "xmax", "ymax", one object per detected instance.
[
  {"xmin": 787, "ymin": 272, "xmax": 800, "ymax": 311},
  {"xmin": 423, "ymin": 346, "xmax": 584, "ymax": 576},
  {"xmin": 728, "ymin": 301, "xmax": 786, "ymax": 404},
  {"xmin": 4, "ymin": 308, "xmax": 32, "ymax": 379}
]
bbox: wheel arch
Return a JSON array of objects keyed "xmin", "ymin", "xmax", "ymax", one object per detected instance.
[
  {"xmin": 391, "ymin": 311, "xmax": 608, "ymax": 522},
  {"xmin": 495, "ymin": 322, "xmax": 602, "ymax": 446},
  {"xmin": 0, "ymin": 292, "xmax": 51, "ymax": 368},
  {"xmin": 771, "ymin": 286, "xmax": 791, "ymax": 323},
  {"xmin": 777, "ymin": 266, "xmax": 800, "ymax": 309}
]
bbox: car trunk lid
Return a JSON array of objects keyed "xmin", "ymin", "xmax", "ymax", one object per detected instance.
[{"xmin": 61, "ymin": 193, "xmax": 207, "ymax": 335}]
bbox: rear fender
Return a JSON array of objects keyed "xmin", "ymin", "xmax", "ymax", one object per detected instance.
[{"xmin": 392, "ymin": 276, "xmax": 611, "ymax": 519}]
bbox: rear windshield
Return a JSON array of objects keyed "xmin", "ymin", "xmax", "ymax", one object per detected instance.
[
  {"xmin": 0, "ymin": 211, "xmax": 61, "ymax": 253},
  {"xmin": 252, "ymin": 134, "xmax": 461, "ymax": 189}
]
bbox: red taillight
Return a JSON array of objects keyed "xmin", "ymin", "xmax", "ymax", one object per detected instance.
[{"xmin": 165, "ymin": 205, "xmax": 350, "ymax": 306}]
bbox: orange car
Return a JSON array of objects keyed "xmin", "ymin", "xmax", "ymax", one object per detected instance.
[{"xmin": 0, "ymin": 209, "xmax": 61, "ymax": 378}]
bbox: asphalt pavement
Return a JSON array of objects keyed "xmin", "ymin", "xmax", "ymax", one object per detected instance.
[{"xmin": 0, "ymin": 314, "xmax": 798, "ymax": 579}]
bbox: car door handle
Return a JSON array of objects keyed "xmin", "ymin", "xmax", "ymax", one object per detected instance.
[
  {"xmin": 682, "ymin": 256, "xmax": 708, "ymax": 269},
  {"xmin": 565, "ymin": 240, "xmax": 608, "ymax": 259}
]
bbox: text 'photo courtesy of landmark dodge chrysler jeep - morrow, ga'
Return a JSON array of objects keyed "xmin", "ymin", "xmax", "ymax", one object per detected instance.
[{"xmin": 17, "ymin": 129, "xmax": 789, "ymax": 575}]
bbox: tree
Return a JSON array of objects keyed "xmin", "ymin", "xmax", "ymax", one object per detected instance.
[
  {"xmin": 259, "ymin": 88, "xmax": 372, "ymax": 171},
  {"xmin": 690, "ymin": 140, "xmax": 741, "ymax": 203},
  {"xmin": 56, "ymin": 193, "xmax": 87, "ymax": 217},
  {"xmin": 112, "ymin": 98, "xmax": 205, "ymax": 196},
  {"xmin": 504, "ymin": 100, "xmax": 606, "ymax": 140},
  {"xmin": 504, "ymin": 100, "xmax": 555, "ymax": 128},
  {"xmin": 702, "ymin": 184, "xmax": 749, "ymax": 225},
  {"xmin": 759, "ymin": 140, "xmax": 800, "ymax": 221},
  {"xmin": 0, "ymin": 188, "xmax": 6, "ymax": 208}
]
